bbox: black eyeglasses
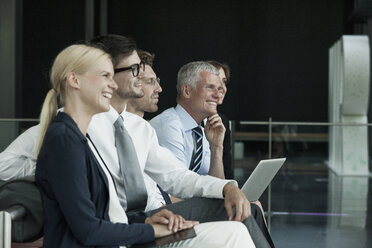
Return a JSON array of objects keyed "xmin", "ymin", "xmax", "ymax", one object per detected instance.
[{"xmin": 114, "ymin": 61, "xmax": 145, "ymax": 77}]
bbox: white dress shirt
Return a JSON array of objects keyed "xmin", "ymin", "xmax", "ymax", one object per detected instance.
[
  {"xmin": 150, "ymin": 104, "xmax": 210, "ymax": 175},
  {"xmin": 0, "ymin": 106, "xmax": 236, "ymax": 210},
  {"xmin": 0, "ymin": 125, "xmax": 39, "ymax": 180},
  {"xmin": 89, "ymin": 106, "xmax": 235, "ymax": 203},
  {"xmin": 88, "ymin": 107, "xmax": 165, "ymax": 211}
]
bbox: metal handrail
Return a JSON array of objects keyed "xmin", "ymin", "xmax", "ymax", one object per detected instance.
[
  {"xmin": 0, "ymin": 205, "xmax": 26, "ymax": 248},
  {"xmin": 0, "ymin": 118, "xmax": 39, "ymax": 122},
  {"xmin": 239, "ymin": 121, "xmax": 372, "ymax": 126},
  {"xmin": 1, "ymin": 118, "xmax": 371, "ymax": 126}
]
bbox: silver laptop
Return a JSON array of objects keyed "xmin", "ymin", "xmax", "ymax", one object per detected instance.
[{"xmin": 241, "ymin": 158, "xmax": 286, "ymax": 201}]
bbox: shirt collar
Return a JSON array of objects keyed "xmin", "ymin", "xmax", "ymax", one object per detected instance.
[
  {"xmin": 104, "ymin": 105, "xmax": 121, "ymax": 125},
  {"xmin": 105, "ymin": 104, "xmax": 140, "ymax": 126},
  {"xmin": 175, "ymin": 104, "xmax": 199, "ymax": 132}
]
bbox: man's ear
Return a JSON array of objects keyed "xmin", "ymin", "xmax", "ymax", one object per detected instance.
[
  {"xmin": 182, "ymin": 84, "xmax": 192, "ymax": 99},
  {"xmin": 66, "ymin": 72, "xmax": 80, "ymax": 89}
]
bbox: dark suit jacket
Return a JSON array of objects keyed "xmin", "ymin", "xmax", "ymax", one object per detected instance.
[
  {"xmin": 36, "ymin": 112, "xmax": 154, "ymax": 247},
  {"xmin": 219, "ymin": 112, "xmax": 234, "ymax": 179}
]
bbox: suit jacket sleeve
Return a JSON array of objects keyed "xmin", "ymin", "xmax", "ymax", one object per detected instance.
[{"xmin": 0, "ymin": 125, "xmax": 39, "ymax": 180}]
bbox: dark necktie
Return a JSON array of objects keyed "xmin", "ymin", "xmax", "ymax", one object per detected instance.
[
  {"xmin": 157, "ymin": 185, "xmax": 171, "ymax": 205},
  {"xmin": 114, "ymin": 116, "xmax": 147, "ymax": 211},
  {"xmin": 189, "ymin": 126, "xmax": 203, "ymax": 172}
]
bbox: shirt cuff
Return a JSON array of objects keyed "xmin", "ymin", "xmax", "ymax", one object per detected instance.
[
  {"xmin": 225, "ymin": 180, "xmax": 238, "ymax": 187},
  {"xmin": 212, "ymin": 179, "xmax": 239, "ymax": 199}
]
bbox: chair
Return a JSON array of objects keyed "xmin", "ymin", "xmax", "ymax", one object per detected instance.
[{"xmin": 0, "ymin": 176, "xmax": 44, "ymax": 248}]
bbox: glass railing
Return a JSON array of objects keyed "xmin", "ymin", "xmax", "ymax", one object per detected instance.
[{"xmin": 231, "ymin": 119, "xmax": 372, "ymax": 236}]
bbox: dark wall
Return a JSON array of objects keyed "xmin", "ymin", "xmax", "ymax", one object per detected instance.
[
  {"xmin": 20, "ymin": 0, "xmax": 86, "ymax": 118},
  {"xmin": 20, "ymin": 0, "xmax": 352, "ymax": 122},
  {"xmin": 108, "ymin": 0, "xmax": 350, "ymax": 122}
]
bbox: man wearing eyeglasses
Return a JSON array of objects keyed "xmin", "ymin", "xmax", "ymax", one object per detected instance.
[
  {"xmin": 126, "ymin": 50, "xmax": 162, "ymax": 117},
  {"xmin": 124, "ymin": 49, "xmax": 174, "ymax": 204}
]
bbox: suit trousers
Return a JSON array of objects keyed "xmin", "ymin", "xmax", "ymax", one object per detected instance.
[{"xmin": 146, "ymin": 197, "xmax": 274, "ymax": 248}]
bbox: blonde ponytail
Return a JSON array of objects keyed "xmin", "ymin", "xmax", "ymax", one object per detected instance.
[
  {"xmin": 35, "ymin": 44, "xmax": 110, "ymax": 155},
  {"xmin": 36, "ymin": 88, "xmax": 58, "ymax": 154}
]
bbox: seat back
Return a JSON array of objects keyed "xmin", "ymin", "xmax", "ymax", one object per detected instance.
[{"xmin": 0, "ymin": 176, "xmax": 44, "ymax": 242}]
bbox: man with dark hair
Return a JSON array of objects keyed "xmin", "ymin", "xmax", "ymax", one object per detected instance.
[
  {"xmin": 126, "ymin": 49, "xmax": 172, "ymax": 204},
  {"xmin": 90, "ymin": 34, "xmax": 137, "ymax": 66},
  {"xmin": 137, "ymin": 49, "xmax": 155, "ymax": 66},
  {"xmin": 126, "ymin": 50, "xmax": 162, "ymax": 117}
]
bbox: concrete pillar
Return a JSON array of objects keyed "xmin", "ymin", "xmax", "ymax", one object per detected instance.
[{"xmin": 329, "ymin": 35, "xmax": 370, "ymax": 175}]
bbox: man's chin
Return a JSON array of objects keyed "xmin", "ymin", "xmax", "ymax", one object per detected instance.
[
  {"xmin": 151, "ymin": 106, "xmax": 158, "ymax": 113},
  {"xmin": 132, "ymin": 90, "xmax": 145, "ymax": 98},
  {"xmin": 208, "ymin": 107, "xmax": 218, "ymax": 114},
  {"xmin": 143, "ymin": 104, "xmax": 158, "ymax": 113}
]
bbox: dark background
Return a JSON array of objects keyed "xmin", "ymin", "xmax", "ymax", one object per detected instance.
[{"xmin": 19, "ymin": 0, "xmax": 357, "ymax": 122}]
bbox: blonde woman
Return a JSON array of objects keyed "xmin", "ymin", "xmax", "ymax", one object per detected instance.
[{"xmin": 35, "ymin": 44, "xmax": 255, "ymax": 247}]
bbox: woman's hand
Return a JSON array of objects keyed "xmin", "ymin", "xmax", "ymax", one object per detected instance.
[
  {"xmin": 145, "ymin": 209, "xmax": 199, "ymax": 238},
  {"xmin": 150, "ymin": 220, "xmax": 199, "ymax": 238},
  {"xmin": 145, "ymin": 209, "xmax": 183, "ymax": 232}
]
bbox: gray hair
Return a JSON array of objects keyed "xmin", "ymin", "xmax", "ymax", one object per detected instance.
[{"xmin": 176, "ymin": 61, "xmax": 219, "ymax": 97}]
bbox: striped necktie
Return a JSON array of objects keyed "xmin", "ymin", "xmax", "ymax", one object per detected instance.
[{"xmin": 189, "ymin": 126, "xmax": 203, "ymax": 172}]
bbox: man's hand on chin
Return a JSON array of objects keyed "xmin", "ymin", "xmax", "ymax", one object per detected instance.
[{"xmin": 223, "ymin": 183, "xmax": 251, "ymax": 221}]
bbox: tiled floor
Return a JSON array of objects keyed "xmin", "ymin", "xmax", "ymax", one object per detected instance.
[{"xmin": 236, "ymin": 156, "xmax": 372, "ymax": 248}]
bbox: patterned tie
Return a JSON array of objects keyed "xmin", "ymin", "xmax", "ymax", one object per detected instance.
[
  {"xmin": 114, "ymin": 116, "xmax": 148, "ymax": 211},
  {"xmin": 189, "ymin": 126, "xmax": 203, "ymax": 172}
]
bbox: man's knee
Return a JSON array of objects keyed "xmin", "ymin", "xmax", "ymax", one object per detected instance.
[{"xmin": 251, "ymin": 202, "xmax": 261, "ymax": 218}]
